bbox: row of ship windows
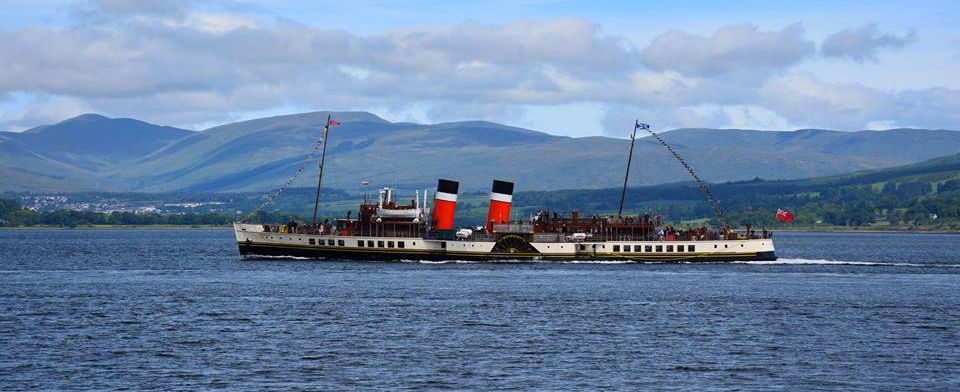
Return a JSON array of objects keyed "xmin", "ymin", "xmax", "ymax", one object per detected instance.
[
  {"xmin": 307, "ymin": 238, "xmax": 415, "ymax": 249},
  {"xmin": 604, "ymin": 243, "xmax": 742, "ymax": 252},
  {"xmin": 596, "ymin": 244, "xmax": 697, "ymax": 253}
]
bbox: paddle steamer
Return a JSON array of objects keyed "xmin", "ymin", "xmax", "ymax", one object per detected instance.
[{"xmin": 234, "ymin": 117, "xmax": 776, "ymax": 262}]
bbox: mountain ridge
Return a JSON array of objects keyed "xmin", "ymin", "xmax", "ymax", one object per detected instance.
[{"xmin": 2, "ymin": 111, "xmax": 959, "ymax": 193}]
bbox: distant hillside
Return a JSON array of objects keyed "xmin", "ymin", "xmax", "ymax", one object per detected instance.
[
  {"xmin": 485, "ymin": 152, "xmax": 960, "ymax": 229},
  {"xmin": 2, "ymin": 111, "xmax": 960, "ymax": 193},
  {"xmin": 0, "ymin": 114, "xmax": 191, "ymax": 191},
  {"xmin": 4, "ymin": 152, "xmax": 959, "ymax": 229}
]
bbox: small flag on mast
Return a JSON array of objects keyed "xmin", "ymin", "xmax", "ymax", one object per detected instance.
[
  {"xmin": 635, "ymin": 121, "xmax": 650, "ymax": 131},
  {"xmin": 327, "ymin": 119, "xmax": 341, "ymax": 126}
]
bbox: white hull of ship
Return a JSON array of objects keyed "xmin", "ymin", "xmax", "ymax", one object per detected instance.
[{"xmin": 234, "ymin": 223, "xmax": 776, "ymax": 262}]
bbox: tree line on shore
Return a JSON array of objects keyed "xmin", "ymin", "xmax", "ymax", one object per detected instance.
[
  {"xmin": 0, "ymin": 200, "xmax": 298, "ymax": 227},
  {"xmin": 2, "ymin": 176, "xmax": 959, "ymax": 230}
]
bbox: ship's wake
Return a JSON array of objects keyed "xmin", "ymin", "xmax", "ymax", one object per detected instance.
[
  {"xmin": 245, "ymin": 256, "xmax": 958, "ymax": 267},
  {"xmin": 401, "ymin": 258, "xmax": 960, "ymax": 267},
  {"xmin": 732, "ymin": 258, "xmax": 960, "ymax": 268}
]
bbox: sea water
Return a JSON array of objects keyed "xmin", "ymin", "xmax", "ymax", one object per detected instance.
[{"xmin": 1, "ymin": 230, "xmax": 958, "ymax": 390}]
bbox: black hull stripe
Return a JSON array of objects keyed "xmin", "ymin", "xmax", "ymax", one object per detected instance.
[{"xmin": 238, "ymin": 243, "xmax": 776, "ymax": 262}]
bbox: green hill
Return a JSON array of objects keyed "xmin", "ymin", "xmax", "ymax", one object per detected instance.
[
  {"xmin": 3, "ymin": 111, "xmax": 960, "ymax": 194},
  {"xmin": 3, "ymin": 152, "xmax": 959, "ymax": 230},
  {"xmin": 485, "ymin": 152, "xmax": 960, "ymax": 230}
]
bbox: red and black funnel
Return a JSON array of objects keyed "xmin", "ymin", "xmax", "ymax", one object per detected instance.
[
  {"xmin": 486, "ymin": 179, "xmax": 514, "ymax": 232},
  {"xmin": 432, "ymin": 179, "xmax": 459, "ymax": 230}
]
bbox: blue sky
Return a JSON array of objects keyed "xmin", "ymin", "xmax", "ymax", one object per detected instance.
[{"xmin": 0, "ymin": 0, "xmax": 957, "ymax": 136}]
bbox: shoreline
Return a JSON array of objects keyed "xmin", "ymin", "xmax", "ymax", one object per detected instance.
[
  {"xmin": 0, "ymin": 225, "xmax": 231, "ymax": 230},
  {"xmin": 2, "ymin": 225, "xmax": 959, "ymax": 234},
  {"xmin": 772, "ymin": 227, "xmax": 960, "ymax": 234}
]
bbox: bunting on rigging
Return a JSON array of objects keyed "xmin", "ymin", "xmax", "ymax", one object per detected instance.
[{"xmin": 639, "ymin": 120, "xmax": 727, "ymax": 226}]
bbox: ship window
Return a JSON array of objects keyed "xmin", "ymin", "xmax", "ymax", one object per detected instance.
[
  {"xmin": 645, "ymin": 245, "xmax": 652, "ymax": 252},
  {"xmin": 412, "ymin": 242, "xmax": 416, "ymax": 246},
  {"xmin": 388, "ymin": 241, "xmax": 394, "ymax": 248},
  {"xmin": 667, "ymin": 245, "xmax": 674, "ymax": 252},
  {"xmin": 378, "ymin": 241, "xmax": 385, "ymax": 248},
  {"xmin": 309, "ymin": 239, "xmax": 315, "ymax": 245},
  {"xmin": 358, "ymin": 241, "xmax": 364, "ymax": 247},
  {"xmin": 398, "ymin": 241, "xmax": 405, "ymax": 248},
  {"xmin": 441, "ymin": 242, "xmax": 446, "ymax": 249},
  {"xmin": 579, "ymin": 245, "xmax": 585, "ymax": 251},
  {"xmin": 327, "ymin": 239, "xmax": 335, "ymax": 246},
  {"xmin": 338, "ymin": 239, "xmax": 345, "ymax": 246},
  {"xmin": 688, "ymin": 245, "xmax": 695, "ymax": 252},
  {"xmin": 677, "ymin": 245, "xmax": 684, "ymax": 252},
  {"xmin": 656, "ymin": 245, "xmax": 663, "ymax": 252},
  {"xmin": 367, "ymin": 240, "xmax": 374, "ymax": 247},
  {"xmin": 613, "ymin": 245, "xmax": 620, "ymax": 252}
]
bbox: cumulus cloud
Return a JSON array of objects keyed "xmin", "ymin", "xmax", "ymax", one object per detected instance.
[
  {"xmin": 641, "ymin": 23, "xmax": 815, "ymax": 77},
  {"xmin": 760, "ymin": 73, "xmax": 895, "ymax": 129},
  {"xmin": 895, "ymin": 87, "xmax": 960, "ymax": 128},
  {"xmin": 0, "ymin": 3, "xmax": 955, "ymax": 133},
  {"xmin": 0, "ymin": 13, "xmax": 641, "ymax": 126},
  {"xmin": 759, "ymin": 73, "xmax": 960, "ymax": 130},
  {"xmin": 821, "ymin": 24, "xmax": 917, "ymax": 62}
]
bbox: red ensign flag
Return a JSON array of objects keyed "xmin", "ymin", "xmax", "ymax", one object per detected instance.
[{"xmin": 776, "ymin": 208, "xmax": 795, "ymax": 223}]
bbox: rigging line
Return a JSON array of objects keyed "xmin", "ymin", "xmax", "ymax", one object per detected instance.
[
  {"xmin": 241, "ymin": 135, "xmax": 325, "ymax": 222},
  {"xmin": 642, "ymin": 124, "xmax": 726, "ymax": 226}
]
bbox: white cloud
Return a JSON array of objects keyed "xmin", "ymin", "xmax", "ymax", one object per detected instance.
[
  {"xmin": 759, "ymin": 73, "xmax": 960, "ymax": 130},
  {"xmin": 821, "ymin": 24, "xmax": 917, "ymax": 62},
  {"xmin": 641, "ymin": 23, "xmax": 815, "ymax": 77},
  {"xmin": 0, "ymin": 3, "xmax": 955, "ymax": 134},
  {"xmin": 0, "ymin": 14, "xmax": 642, "ymax": 126},
  {"xmin": 760, "ymin": 73, "xmax": 895, "ymax": 129},
  {"xmin": 0, "ymin": 95, "xmax": 92, "ymax": 131}
]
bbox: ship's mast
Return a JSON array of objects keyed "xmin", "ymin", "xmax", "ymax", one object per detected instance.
[
  {"xmin": 617, "ymin": 119, "xmax": 640, "ymax": 217},
  {"xmin": 311, "ymin": 114, "xmax": 333, "ymax": 225}
]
